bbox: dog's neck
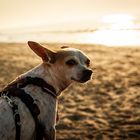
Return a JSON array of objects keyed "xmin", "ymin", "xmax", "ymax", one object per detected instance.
[{"xmin": 20, "ymin": 63, "xmax": 72, "ymax": 95}]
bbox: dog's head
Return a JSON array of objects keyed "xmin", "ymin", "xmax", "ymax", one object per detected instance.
[{"xmin": 28, "ymin": 41, "xmax": 92, "ymax": 84}]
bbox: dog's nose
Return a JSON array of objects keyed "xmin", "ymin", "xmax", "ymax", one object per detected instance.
[
  {"xmin": 81, "ymin": 69, "xmax": 92, "ymax": 82},
  {"xmin": 80, "ymin": 69, "xmax": 92, "ymax": 82},
  {"xmin": 83, "ymin": 69, "xmax": 93, "ymax": 77}
]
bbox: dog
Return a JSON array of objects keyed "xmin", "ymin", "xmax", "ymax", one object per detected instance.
[{"xmin": 0, "ymin": 41, "xmax": 92, "ymax": 140}]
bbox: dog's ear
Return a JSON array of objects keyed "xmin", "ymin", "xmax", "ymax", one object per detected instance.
[{"xmin": 27, "ymin": 41, "xmax": 56, "ymax": 63}]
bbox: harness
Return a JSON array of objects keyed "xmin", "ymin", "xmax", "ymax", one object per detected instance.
[{"xmin": 0, "ymin": 76, "xmax": 57, "ymax": 140}]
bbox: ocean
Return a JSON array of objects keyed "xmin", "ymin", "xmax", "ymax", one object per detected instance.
[{"xmin": 1, "ymin": 30, "xmax": 140, "ymax": 46}]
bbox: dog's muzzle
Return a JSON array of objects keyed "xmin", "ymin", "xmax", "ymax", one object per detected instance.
[{"xmin": 80, "ymin": 69, "xmax": 92, "ymax": 82}]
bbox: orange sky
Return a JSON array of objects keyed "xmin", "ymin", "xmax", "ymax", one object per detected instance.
[{"xmin": 0, "ymin": 0, "xmax": 140, "ymax": 31}]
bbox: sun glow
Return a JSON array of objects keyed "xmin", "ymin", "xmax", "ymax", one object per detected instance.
[
  {"xmin": 102, "ymin": 14, "xmax": 135, "ymax": 30},
  {"xmin": 74, "ymin": 14, "xmax": 140, "ymax": 46},
  {"xmin": 82, "ymin": 13, "xmax": 140, "ymax": 46},
  {"xmin": 75, "ymin": 29, "xmax": 140, "ymax": 46}
]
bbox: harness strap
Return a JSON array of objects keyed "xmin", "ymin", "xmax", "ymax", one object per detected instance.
[
  {"xmin": 12, "ymin": 104, "xmax": 21, "ymax": 140},
  {"xmin": 17, "ymin": 76, "xmax": 57, "ymax": 98},
  {"xmin": 16, "ymin": 89, "xmax": 44, "ymax": 140}
]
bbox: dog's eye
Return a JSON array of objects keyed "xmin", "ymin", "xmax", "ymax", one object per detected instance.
[
  {"xmin": 66, "ymin": 59, "xmax": 77, "ymax": 66},
  {"xmin": 86, "ymin": 59, "xmax": 90, "ymax": 67}
]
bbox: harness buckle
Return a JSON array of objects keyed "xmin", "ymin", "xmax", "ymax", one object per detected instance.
[
  {"xmin": 2, "ymin": 94, "xmax": 14, "ymax": 108},
  {"xmin": 17, "ymin": 83, "xmax": 23, "ymax": 88}
]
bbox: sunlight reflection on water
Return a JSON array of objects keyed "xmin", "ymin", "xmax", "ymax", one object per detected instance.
[
  {"xmin": 1, "ymin": 30, "xmax": 140, "ymax": 46},
  {"xmin": 75, "ymin": 30, "xmax": 140, "ymax": 46}
]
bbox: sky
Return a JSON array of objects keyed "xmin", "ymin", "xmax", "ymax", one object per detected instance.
[
  {"xmin": 1, "ymin": 0, "xmax": 140, "ymax": 46},
  {"xmin": 0, "ymin": 0, "xmax": 140, "ymax": 31}
]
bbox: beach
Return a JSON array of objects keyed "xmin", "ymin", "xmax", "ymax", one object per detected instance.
[{"xmin": 0, "ymin": 43, "xmax": 140, "ymax": 140}]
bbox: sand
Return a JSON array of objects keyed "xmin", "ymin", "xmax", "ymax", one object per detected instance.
[{"xmin": 0, "ymin": 43, "xmax": 140, "ymax": 140}]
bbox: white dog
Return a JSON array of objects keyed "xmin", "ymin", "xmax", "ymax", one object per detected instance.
[{"xmin": 0, "ymin": 41, "xmax": 92, "ymax": 140}]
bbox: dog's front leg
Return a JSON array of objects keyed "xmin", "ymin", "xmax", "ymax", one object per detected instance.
[{"xmin": 44, "ymin": 126, "xmax": 56, "ymax": 140}]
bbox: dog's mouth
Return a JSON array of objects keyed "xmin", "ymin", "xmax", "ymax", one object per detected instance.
[
  {"xmin": 71, "ymin": 76, "xmax": 91, "ymax": 83},
  {"xmin": 80, "ymin": 75, "xmax": 91, "ymax": 82},
  {"xmin": 71, "ymin": 69, "xmax": 93, "ymax": 83}
]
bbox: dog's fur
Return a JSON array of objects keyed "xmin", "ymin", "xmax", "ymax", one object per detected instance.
[{"xmin": 0, "ymin": 41, "xmax": 92, "ymax": 140}]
